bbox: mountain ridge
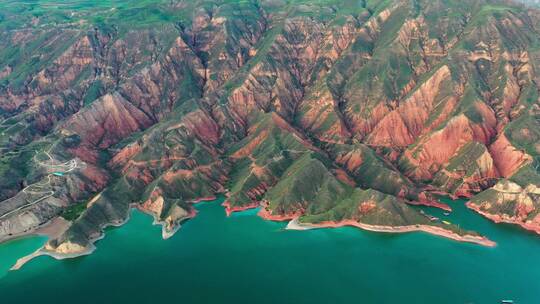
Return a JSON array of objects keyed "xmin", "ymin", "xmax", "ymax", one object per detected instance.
[{"xmin": 0, "ymin": 0, "xmax": 539, "ymax": 256}]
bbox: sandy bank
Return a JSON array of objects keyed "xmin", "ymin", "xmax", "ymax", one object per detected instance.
[
  {"xmin": 9, "ymin": 217, "xmax": 89, "ymax": 271},
  {"xmin": 11, "ymin": 243, "xmax": 96, "ymax": 271},
  {"xmin": 286, "ymin": 218, "xmax": 496, "ymax": 247},
  {"xmin": 285, "ymin": 218, "xmax": 311, "ymax": 230},
  {"xmin": 10, "ymin": 205, "xmax": 139, "ymax": 271}
]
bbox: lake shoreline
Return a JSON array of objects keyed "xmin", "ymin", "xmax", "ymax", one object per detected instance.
[
  {"xmin": 11, "ymin": 197, "xmax": 222, "ymax": 271},
  {"xmin": 4, "ymin": 199, "xmax": 540, "ymax": 304},
  {"xmin": 467, "ymin": 202, "xmax": 540, "ymax": 235},
  {"xmin": 0, "ymin": 217, "xmax": 71, "ymax": 245},
  {"xmin": 285, "ymin": 218, "xmax": 496, "ymax": 247},
  {"xmin": 225, "ymin": 202, "xmax": 496, "ymax": 247},
  {"xmin": 10, "ymin": 205, "xmax": 138, "ymax": 271},
  {"xmin": 9, "ymin": 198, "xmax": 498, "ymax": 271},
  {"xmin": 222, "ymin": 200, "xmax": 260, "ymax": 216}
]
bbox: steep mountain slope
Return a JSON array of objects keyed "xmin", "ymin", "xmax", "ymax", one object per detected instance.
[{"xmin": 1, "ymin": 0, "xmax": 539, "ymax": 255}]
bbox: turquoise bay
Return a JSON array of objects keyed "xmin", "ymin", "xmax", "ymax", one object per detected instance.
[{"xmin": 1, "ymin": 198, "xmax": 540, "ymax": 303}]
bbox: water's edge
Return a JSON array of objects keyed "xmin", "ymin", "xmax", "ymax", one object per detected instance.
[{"xmin": 1, "ymin": 198, "xmax": 539, "ymax": 304}]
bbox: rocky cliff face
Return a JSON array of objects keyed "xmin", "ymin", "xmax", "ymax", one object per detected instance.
[{"xmin": 1, "ymin": 0, "xmax": 539, "ymax": 253}]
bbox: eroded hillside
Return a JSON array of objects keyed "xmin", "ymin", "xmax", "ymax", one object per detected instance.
[{"xmin": 1, "ymin": 0, "xmax": 539, "ymax": 254}]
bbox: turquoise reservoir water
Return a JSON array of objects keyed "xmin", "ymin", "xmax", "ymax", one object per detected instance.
[
  {"xmin": 1, "ymin": 198, "xmax": 540, "ymax": 303},
  {"xmin": 0, "ymin": 236, "xmax": 46, "ymax": 279}
]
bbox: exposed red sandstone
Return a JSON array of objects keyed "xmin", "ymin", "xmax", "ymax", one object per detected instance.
[
  {"xmin": 467, "ymin": 202, "xmax": 540, "ymax": 235},
  {"xmin": 358, "ymin": 201, "xmax": 377, "ymax": 214},
  {"xmin": 2, "ymin": 0, "xmax": 540, "ymax": 254},
  {"xmin": 489, "ymin": 134, "xmax": 531, "ymax": 177},
  {"xmin": 257, "ymin": 207, "xmax": 301, "ymax": 222},
  {"xmin": 335, "ymin": 150, "xmax": 364, "ymax": 172},
  {"xmin": 222, "ymin": 200, "xmax": 260, "ymax": 217},
  {"xmin": 33, "ymin": 36, "xmax": 94, "ymax": 94},
  {"xmin": 333, "ymin": 169, "xmax": 357, "ymax": 187},
  {"xmin": 367, "ymin": 65, "xmax": 453, "ymax": 147},
  {"xmin": 403, "ymin": 105, "xmax": 498, "ymax": 181},
  {"xmin": 63, "ymin": 93, "xmax": 153, "ymax": 160},
  {"xmin": 407, "ymin": 193, "xmax": 452, "ymax": 212},
  {"xmin": 109, "ymin": 142, "xmax": 143, "ymax": 169}
]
